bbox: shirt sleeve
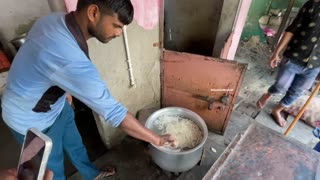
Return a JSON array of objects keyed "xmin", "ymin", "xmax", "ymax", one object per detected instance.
[
  {"xmin": 49, "ymin": 60, "xmax": 127, "ymax": 127},
  {"xmin": 285, "ymin": 2, "xmax": 309, "ymax": 34}
]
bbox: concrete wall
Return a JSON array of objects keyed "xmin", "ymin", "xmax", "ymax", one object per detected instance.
[
  {"xmin": 164, "ymin": 0, "xmax": 223, "ymax": 56},
  {"xmin": 90, "ymin": 22, "xmax": 161, "ymax": 148},
  {"xmin": 0, "ymin": 0, "xmax": 51, "ymax": 64},
  {"xmin": 0, "ymin": 0, "xmax": 51, "ymax": 46},
  {"xmin": 0, "ymin": 0, "xmax": 161, "ymax": 148},
  {"xmin": 0, "ymin": 0, "xmax": 51, "ymax": 94}
]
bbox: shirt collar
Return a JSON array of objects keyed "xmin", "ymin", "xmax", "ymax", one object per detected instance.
[{"xmin": 65, "ymin": 12, "xmax": 90, "ymax": 59}]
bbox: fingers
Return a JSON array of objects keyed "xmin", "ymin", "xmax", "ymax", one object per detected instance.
[
  {"xmin": 269, "ymin": 54, "xmax": 281, "ymax": 69},
  {"xmin": 160, "ymin": 134, "xmax": 176, "ymax": 147},
  {"xmin": 162, "ymin": 134, "xmax": 175, "ymax": 142},
  {"xmin": 164, "ymin": 134, "xmax": 175, "ymax": 141},
  {"xmin": 269, "ymin": 59, "xmax": 279, "ymax": 69},
  {"xmin": 44, "ymin": 169, "xmax": 53, "ymax": 180},
  {"xmin": 271, "ymin": 61, "xmax": 277, "ymax": 68},
  {"xmin": 0, "ymin": 168, "xmax": 17, "ymax": 180},
  {"xmin": 7, "ymin": 168, "xmax": 17, "ymax": 176},
  {"xmin": 66, "ymin": 94, "xmax": 72, "ymax": 105}
]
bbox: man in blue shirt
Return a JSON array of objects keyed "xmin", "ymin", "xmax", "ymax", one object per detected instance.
[{"xmin": 1, "ymin": 0, "xmax": 174, "ymax": 179}]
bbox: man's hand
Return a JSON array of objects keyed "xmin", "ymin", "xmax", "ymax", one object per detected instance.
[
  {"xmin": 269, "ymin": 32, "xmax": 293, "ymax": 69},
  {"xmin": 120, "ymin": 112, "xmax": 178, "ymax": 147},
  {"xmin": 43, "ymin": 169, "xmax": 53, "ymax": 180},
  {"xmin": 66, "ymin": 93, "xmax": 73, "ymax": 105},
  {"xmin": 0, "ymin": 168, "xmax": 17, "ymax": 180},
  {"xmin": 269, "ymin": 54, "xmax": 281, "ymax": 69},
  {"xmin": 156, "ymin": 134, "xmax": 176, "ymax": 147}
]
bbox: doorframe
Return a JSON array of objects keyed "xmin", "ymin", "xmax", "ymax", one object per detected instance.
[{"xmin": 220, "ymin": 0, "xmax": 252, "ymax": 60}]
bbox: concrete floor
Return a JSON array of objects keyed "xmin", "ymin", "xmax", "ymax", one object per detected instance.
[{"xmin": 1, "ymin": 40, "xmax": 319, "ymax": 179}]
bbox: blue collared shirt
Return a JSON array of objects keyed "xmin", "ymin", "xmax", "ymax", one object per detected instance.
[{"xmin": 1, "ymin": 13, "xmax": 127, "ymax": 135}]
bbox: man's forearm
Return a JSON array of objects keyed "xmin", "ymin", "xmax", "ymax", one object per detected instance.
[
  {"xmin": 274, "ymin": 32, "xmax": 294, "ymax": 56},
  {"xmin": 119, "ymin": 112, "xmax": 161, "ymax": 145}
]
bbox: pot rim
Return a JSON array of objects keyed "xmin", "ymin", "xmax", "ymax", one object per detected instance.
[{"xmin": 145, "ymin": 107, "xmax": 208, "ymax": 155}]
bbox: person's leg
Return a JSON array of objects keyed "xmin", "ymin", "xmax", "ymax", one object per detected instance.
[
  {"xmin": 257, "ymin": 59, "xmax": 296, "ymax": 109},
  {"xmin": 61, "ymin": 102, "xmax": 100, "ymax": 180},
  {"xmin": 281, "ymin": 67, "xmax": 320, "ymax": 107},
  {"xmin": 274, "ymin": 66, "xmax": 320, "ymax": 127},
  {"xmin": 256, "ymin": 93, "xmax": 272, "ymax": 109},
  {"xmin": 43, "ymin": 112, "xmax": 67, "ymax": 180},
  {"xmin": 271, "ymin": 104, "xmax": 286, "ymax": 127}
]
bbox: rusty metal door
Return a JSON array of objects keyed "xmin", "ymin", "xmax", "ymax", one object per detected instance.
[{"xmin": 162, "ymin": 50, "xmax": 247, "ymax": 134}]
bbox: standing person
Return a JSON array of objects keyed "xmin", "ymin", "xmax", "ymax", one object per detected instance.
[
  {"xmin": 256, "ymin": 0, "xmax": 320, "ymax": 127},
  {"xmin": 1, "ymin": 0, "xmax": 174, "ymax": 179}
]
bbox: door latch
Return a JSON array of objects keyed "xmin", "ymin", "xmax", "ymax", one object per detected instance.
[
  {"xmin": 221, "ymin": 95, "xmax": 230, "ymax": 106},
  {"xmin": 193, "ymin": 94, "xmax": 230, "ymax": 110},
  {"xmin": 193, "ymin": 95, "xmax": 215, "ymax": 110}
]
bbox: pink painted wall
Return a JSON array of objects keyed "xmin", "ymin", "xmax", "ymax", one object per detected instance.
[
  {"xmin": 131, "ymin": 0, "xmax": 160, "ymax": 30},
  {"xmin": 64, "ymin": 0, "xmax": 77, "ymax": 13},
  {"xmin": 224, "ymin": 0, "xmax": 252, "ymax": 60},
  {"xmin": 64, "ymin": 0, "xmax": 160, "ymax": 30}
]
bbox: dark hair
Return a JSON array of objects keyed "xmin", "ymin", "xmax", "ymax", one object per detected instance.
[{"xmin": 77, "ymin": 0, "xmax": 134, "ymax": 25}]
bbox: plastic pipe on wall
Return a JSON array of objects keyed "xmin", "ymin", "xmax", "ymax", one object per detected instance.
[{"xmin": 123, "ymin": 26, "xmax": 136, "ymax": 88}]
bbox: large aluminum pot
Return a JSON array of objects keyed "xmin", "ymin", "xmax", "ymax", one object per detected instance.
[{"xmin": 145, "ymin": 107, "xmax": 208, "ymax": 173}]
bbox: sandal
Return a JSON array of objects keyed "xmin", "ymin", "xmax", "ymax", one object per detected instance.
[{"xmin": 94, "ymin": 166, "xmax": 116, "ymax": 180}]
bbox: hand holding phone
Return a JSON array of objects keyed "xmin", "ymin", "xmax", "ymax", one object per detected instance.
[
  {"xmin": 0, "ymin": 168, "xmax": 53, "ymax": 180},
  {"xmin": 17, "ymin": 128, "xmax": 52, "ymax": 180}
]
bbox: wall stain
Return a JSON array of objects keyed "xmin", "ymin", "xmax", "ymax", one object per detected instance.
[{"xmin": 15, "ymin": 18, "xmax": 37, "ymax": 36}]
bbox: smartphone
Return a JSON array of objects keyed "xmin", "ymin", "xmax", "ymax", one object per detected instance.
[{"xmin": 17, "ymin": 128, "xmax": 52, "ymax": 180}]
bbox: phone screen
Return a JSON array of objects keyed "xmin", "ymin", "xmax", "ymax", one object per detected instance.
[{"xmin": 18, "ymin": 130, "xmax": 46, "ymax": 180}]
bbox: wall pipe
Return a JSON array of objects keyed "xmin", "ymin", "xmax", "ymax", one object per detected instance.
[{"xmin": 123, "ymin": 26, "xmax": 136, "ymax": 88}]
